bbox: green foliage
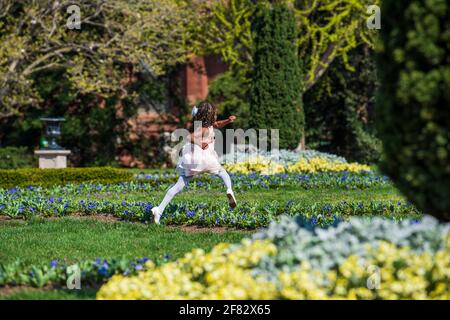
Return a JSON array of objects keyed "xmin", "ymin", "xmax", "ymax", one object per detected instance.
[
  {"xmin": 304, "ymin": 46, "xmax": 381, "ymax": 164},
  {"xmin": 0, "ymin": 0, "xmax": 192, "ymax": 120},
  {"xmin": 376, "ymin": 0, "xmax": 450, "ymax": 221},
  {"xmin": 0, "ymin": 167, "xmax": 133, "ymax": 188},
  {"xmin": 0, "ymin": 147, "xmax": 35, "ymax": 169},
  {"xmin": 195, "ymin": 0, "xmax": 379, "ymax": 92},
  {"xmin": 293, "ymin": 0, "xmax": 379, "ymax": 90},
  {"xmin": 207, "ymin": 70, "xmax": 250, "ymax": 128},
  {"xmin": 249, "ymin": 3, "xmax": 304, "ymax": 149}
]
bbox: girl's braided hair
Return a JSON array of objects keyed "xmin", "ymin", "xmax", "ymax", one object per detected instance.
[{"xmin": 192, "ymin": 101, "xmax": 217, "ymax": 128}]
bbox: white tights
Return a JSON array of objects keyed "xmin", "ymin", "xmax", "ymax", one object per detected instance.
[{"xmin": 156, "ymin": 169, "xmax": 233, "ymax": 213}]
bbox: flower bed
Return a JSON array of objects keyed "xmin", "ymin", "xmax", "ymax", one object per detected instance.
[
  {"xmin": 0, "ymin": 257, "xmax": 157, "ymax": 288},
  {"xmin": 0, "ymin": 192, "xmax": 421, "ymax": 228},
  {"xmin": 97, "ymin": 216, "xmax": 450, "ymax": 300},
  {"xmin": 219, "ymin": 150, "xmax": 348, "ymax": 166},
  {"xmin": 223, "ymin": 157, "xmax": 371, "ymax": 175}
]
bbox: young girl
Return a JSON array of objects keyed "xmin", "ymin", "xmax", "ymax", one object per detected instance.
[{"xmin": 151, "ymin": 101, "xmax": 237, "ymax": 224}]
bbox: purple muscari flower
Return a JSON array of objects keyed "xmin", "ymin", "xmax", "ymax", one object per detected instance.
[
  {"xmin": 98, "ymin": 266, "xmax": 109, "ymax": 276},
  {"xmin": 18, "ymin": 206, "xmax": 24, "ymax": 214},
  {"xmin": 27, "ymin": 185, "xmax": 34, "ymax": 190},
  {"xmin": 49, "ymin": 197, "xmax": 54, "ymax": 203},
  {"xmin": 0, "ymin": 204, "xmax": 5, "ymax": 210},
  {"xmin": 186, "ymin": 210, "xmax": 195, "ymax": 218},
  {"xmin": 121, "ymin": 201, "xmax": 127, "ymax": 206},
  {"xmin": 8, "ymin": 188, "xmax": 18, "ymax": 194},
  {"xmin": 358, "ymin": 202, "xmax": 363, "ymax": 209},
  {"xmin": 29, "ymin": 207, "xmax": 35, "ymax": 212},
  {"xmin": 88, "ymin": 203, "xmax": 95, "ymax": 209},
  {"xmin": 50, "ymin": 260, "xmax": 58, "ymax": 268},
  {"xmin": 95, "ymin": 258, "xmax": 101, "ymax": 265},
  {"xmin": 135, "ymin": 264, "xmax": 143, "ymax": 271},
  {"xmin": 137, "ymin": 257, "xmax": 149, "ymax": 264}
]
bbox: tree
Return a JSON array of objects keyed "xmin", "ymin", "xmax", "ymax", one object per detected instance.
[
  {"xmin": 376, "ymin": 0, "xmax": 450, "ymax": 221},
  {"xmin": 193, "ymin": 0, "xmax": 379, "ymax": 92},
  {"xmin": 0, "ymin": 0, "xmax": 192, "ymax": 122},
  {"xmin": 249, "ymin": 3, "xmax": 304, "ymax": 149}
]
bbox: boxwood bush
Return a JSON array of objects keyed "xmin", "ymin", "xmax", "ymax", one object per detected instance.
[
  {"xmin": 376, "ymin": 0, "xmax": 450, "ymax": 221},
  {"xmin": 0, "ymin": 167, "xmax": 134, "ymax": 188}
]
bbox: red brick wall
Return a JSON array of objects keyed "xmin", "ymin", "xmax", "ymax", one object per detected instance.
[{"xmin": 182, "ymin": 54, "xmax": 227, "ymax": 104}]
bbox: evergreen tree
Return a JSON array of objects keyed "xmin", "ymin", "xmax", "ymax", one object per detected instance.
[
  {"xmin": 249, "ymin": 3, "xmax": 304, "ymax": 149},
  {"xmin": 377, "ymin": 0, "xmax": 449, "ymax": 221}
]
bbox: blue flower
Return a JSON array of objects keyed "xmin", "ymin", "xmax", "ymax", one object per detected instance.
[
  {"xmin": 8, "ymin": 188, "xmax": 18, "ymax": 194},
  {"xmin": 186, "ymin": 210, "xmax": 195, "ymax": 218},
  {"xmin": 98, "ymin": 266, "xmax": 109, "ymax": 276},
  {"xmin": 50, "ymin": 260, "xmax": 58, "ymax": 268},
  {"xmin": 49, "ymin": 197, "xmax": 54, "ymax": 203},
  {"xmin": 135, "ymin": 264, "xmax": 143, "ymax": 271}
]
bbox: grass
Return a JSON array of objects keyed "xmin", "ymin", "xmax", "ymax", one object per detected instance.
[
  {"xmin": 0, "ymin": 217, "xmax": 249, "ymax": 300},
  {"xmin": 72, "ymin": 185, "xmax": 404, "ymax": 205},
  {"xmin": 0, "ymin": 181, "xmax": 410, "ymax": 300},
  {"xmin": 0, "ymin": 217, "xmax": 248, "ymax": 266},
  {"xmin": 1, "ymin": 288, "xmax": 97, "ymax": 300}
]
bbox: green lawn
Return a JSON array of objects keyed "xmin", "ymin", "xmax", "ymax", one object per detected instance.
[
  {"xmin": 72, "ymin": 185, "xmax": 404, "ymax": 205},
  {"xmin": 0, "ymin": 217, "xmax": 248, "ymax": 300},
  {"xmin": 0, "ymin": 183, "xmax": 409, "ymax": 300},
  {"xmin": 1, "ymin": 288, "xmax": 97, "ymax": 300},
  {"xmin": 0, "ymin": 217, "xmax": 248, "ymax": 266}
]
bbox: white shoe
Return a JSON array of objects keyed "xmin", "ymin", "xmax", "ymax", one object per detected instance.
[
  {"xmin": 151, "ymin": 207, "xmax": 161, "ymax": 224},
  {"xmin": 227, "ymin": 192, "xmax": 237, "ymax": 209}
]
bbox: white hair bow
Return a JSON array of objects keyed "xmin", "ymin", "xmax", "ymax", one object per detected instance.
[{"xmin": 191, "ymin": 106, "xmax": 198, "ymax": 117}]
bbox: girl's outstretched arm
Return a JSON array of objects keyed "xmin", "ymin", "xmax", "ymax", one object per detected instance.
[{"xmin": 213, "ymin": 115, "xmax": 236, "ymax": 128}]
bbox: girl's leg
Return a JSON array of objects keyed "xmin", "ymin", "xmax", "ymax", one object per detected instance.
[
  {"xmin": 217, "ymin": 168, "xmax": 233, "ymax": 193},
  {"xmin": 216, "ymin": 168, "xmax": 237, "ymax": 208},
  {"xmin": 157, "ymin": 175, "xmax": 190, "ymax": 213},
  {"xmin": 152, "ymin": 175, "xmax": 190, "ymax": 223}
]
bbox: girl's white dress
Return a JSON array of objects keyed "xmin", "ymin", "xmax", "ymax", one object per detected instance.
[{"xmin": 176, "ymin": 126, "xmax": 222, "ymax": 177}]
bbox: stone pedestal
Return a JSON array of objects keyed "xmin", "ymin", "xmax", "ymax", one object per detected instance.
[{"xmin": 34, "ymin": 150, "xmax": 71, "ymax": 169}]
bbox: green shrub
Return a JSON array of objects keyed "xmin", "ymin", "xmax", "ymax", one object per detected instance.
[
  {"xmin": 0, "ymin": 167, "xmax": 134, "ymax": 188},
  {"xmin": 249, "ymin": 3, "xmax": 304, "ymax": 149},
  {"xmin": 376, "ymin": 0, "xmax": 450, "ymax": 221},
  {"xmin": 0, "ymin": 147, "xmax": 35, "ymax": 169},
  {"xmin": 304, "ymin": 46, "xmax": 381, "ymax": 164}
]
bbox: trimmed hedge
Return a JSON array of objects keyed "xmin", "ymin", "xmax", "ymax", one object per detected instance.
[
  {"xmin": 0, "ymin": 167, "xmax": 134, "ymax": 188},
  {"xmin": 376, "ymin": 0, "xmax": 450, "ymax": 221}
]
